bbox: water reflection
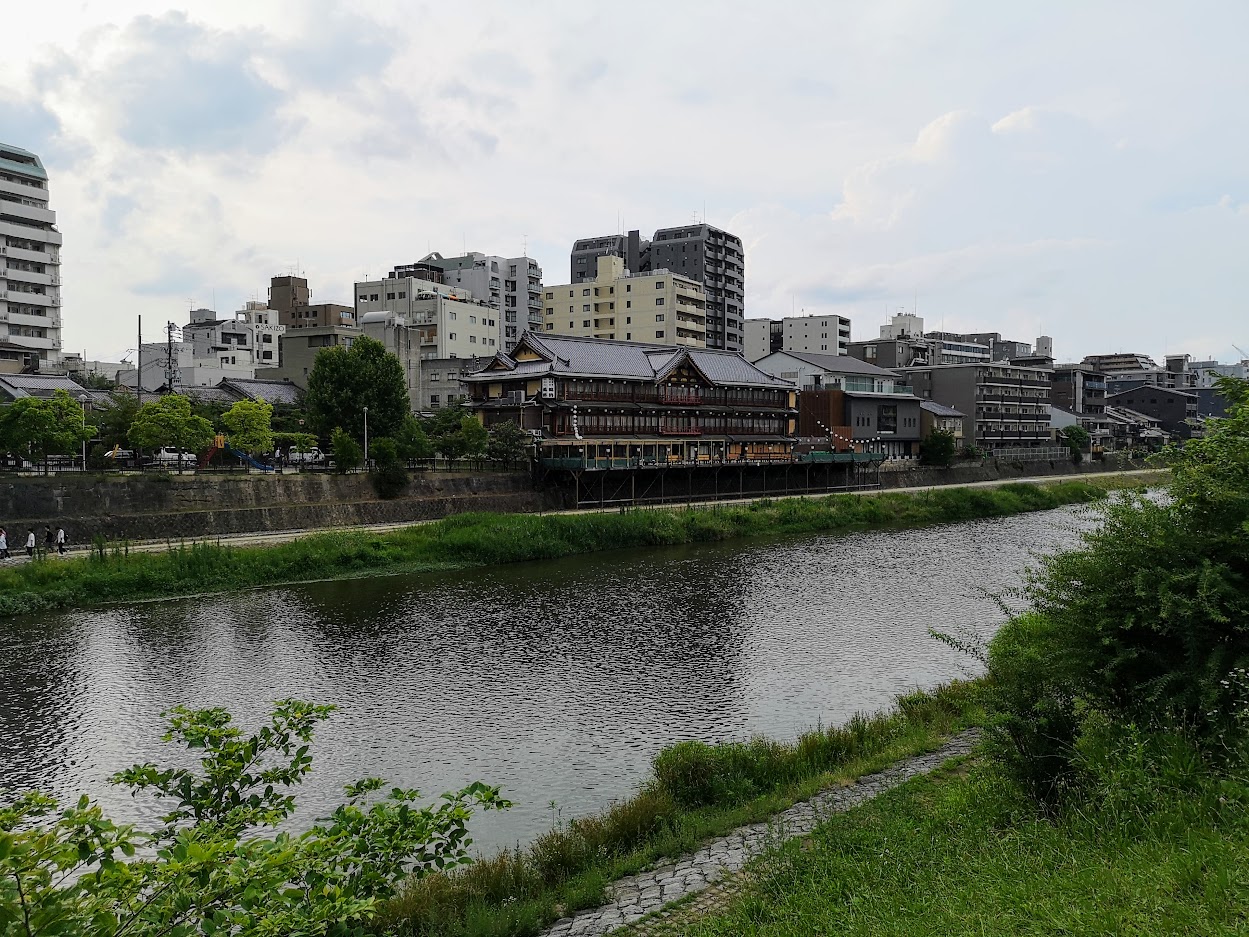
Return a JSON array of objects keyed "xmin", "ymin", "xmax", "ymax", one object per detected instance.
[{"xmin": 0, "ymin": 502, "xmax": 1097, "ymax": 851}]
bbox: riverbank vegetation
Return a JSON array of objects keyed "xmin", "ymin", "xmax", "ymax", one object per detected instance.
[
  {"xmin": 0, "ymin": 476, "xmax": 1154, "ymax": 616},
  {"xmin": 661, "ymin": 376, "xmax": 1249, "ymax": 934},
  {"xmin": 374, "ymin": 681, "xmax": 982, "ymax": 937}
]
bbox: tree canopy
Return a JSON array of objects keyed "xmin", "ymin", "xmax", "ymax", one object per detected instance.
[
  {"xmin": 486, "ymin": 420, "xmax": 529, "ymax": 464},
  {"xmin": 128, "ymin": 395, "xmax": 215, "ymax": 468},
  {"xmin": 0, "ymin": 390, "xmax": 91, "ymax": 466},
  {"xmin": 221, "ymin": 398, "xmax": 274, "ymax": 454},
  {"xmin": 305, "ymin": 336, "xmax": 409, "ymax": 441}
]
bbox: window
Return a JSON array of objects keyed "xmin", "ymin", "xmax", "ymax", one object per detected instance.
[
  {"xmin": 626, "ymin": 284, "xmax": 631, "ymax": 292},
  {"xmin": 469, "ymin": 336, "xmax": 477, "ymax": 343},
  {"xmin": 582, "ymin": 320, "xmax": 590, "ymax": 327},
  {"xmin": 582, "ymin": 304, "xmax": 590, "ymax": 312},
  {"xmin": 655, "ymin": 281, "xmax": 665, "ymax": 289},
  {"xmin": 398, "ymin": 291, "xmax": 406, "ymax": 298},
  {"xmin": 371, "ymin": 294, "xmax": 379, "ymax": 301},
  {"xmin": 449, "ymin": 332, "xmax": 456, "ymax": 340},
  {"xmin": 489, "ymin": 338, "xmax": 495, "ymax": 346},
  {"xmin": 430, "ymin": 372, "xmax": 440, "ymax": 382},
  {"xmin": 386, "ymin": 292, "xmax": 395, "ymax": 300},
  {"xmin": 545, "ymin": 307, "xmax": 553, "ymax": 315},
  {"xmin": 546, "ymin": 323, "xmax": 554, "ymax": 330},
  {"xmin": 626, "ymin": 316, "xmax": 632, "ymax": 324},
  {"xmin": 626, "ymin": 301, "xmax": 632, "ymax": 309},
  {"xmin": 655, "ymin": 330, "xmax": 665, "ymax": 338},
  {"xmin": 430, "ymin": 395, "xmax": 440, "ymax": 405},
  {"xmin": 626, "ymin": 332, "xmax": 632, "ymax": 340},
  {"xmin": 655, "ymin": 314, "xmax": 665, "ymax": 321},
  {"xmin": 469, "ymin": 315, "xmax": 477, "ymax": 324},
  {"xmin": 655, "ymin": 298, "xmax": 665, "ymax": 306},
  {"xmin": 582, "ymin": 288, "xmax": 590, "ymax": 296},
  {"xmin": 545, "ymin": 292, "xmax": 553, "ymax": 299},
  {"xmin": 449, "ymin": 311, "xmax": 457, "ymax": 320}
]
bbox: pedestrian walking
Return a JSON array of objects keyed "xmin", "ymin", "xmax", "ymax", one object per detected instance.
[
  {"xmin": 56, "ymin": 526, "xmax": 67, "ymax": 555},
  {"xmin": 0, "ymin": 527, "xmax": 9, "ymax": 560},
  {"xmin": 25, "ymin": 528, "xmax": 35, "ymax": 557},
  {"xmin": 43, "ymin": 526, "xmax": 54, "ymax": 556}
]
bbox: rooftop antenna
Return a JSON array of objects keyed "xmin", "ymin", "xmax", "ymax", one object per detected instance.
[{"xmin": 523, "ymin": 234, "xmax": 528, "ymax": 258}]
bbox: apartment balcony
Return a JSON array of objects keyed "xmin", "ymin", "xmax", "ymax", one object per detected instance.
[
  {"xmin": 0, "ymin": 199, "xmax": 55, "ymax": 226},
  {"xmin": 3, "ymin": 266, "xmax": 54, "ymax": 287},
  {"xmin": 0, "ymin": 176, "xmax": 47, "ymax": 200},
  {"xmin": 1, "ymin": 244, "xmax": 57, "ymax": 265},
  {"xmin": 2, "ymin": 333, "xmax": 57, "ymax": 349},
  {"xmin": 0, "ymin": 221, "xmax": 61, "ymax": 245},
  {"xmin": 0, "ymin": 309, "xmax": 60, "ymax": 328}
]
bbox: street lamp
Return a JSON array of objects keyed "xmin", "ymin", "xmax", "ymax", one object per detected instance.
[
  {"xmin": 78, "ymin": 393, "xmax": 89, "ymax": 469},
  {"xmin": 363, "ymin": 406, "xmax": 369, "ymax": 469}
]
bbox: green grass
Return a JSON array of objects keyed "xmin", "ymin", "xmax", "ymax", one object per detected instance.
[
  {"xmin": 0, "ymin": 477, "xmax": 1156, "ymax": 616},
  {"xmin": 678, "ymin": 748, "xmax": 1249, "ymax": 936},
  {"xmin": 373, "ymin": 682, "xmax": 984, "ymax": 937}
]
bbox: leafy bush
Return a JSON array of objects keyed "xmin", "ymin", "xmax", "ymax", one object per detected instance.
[
  {"xmin": 0, "ymin": 701, "xmax": 506, "ymax": 936},
  {"xmin": 919, "ymin": 428, "xmax": 956, "ymax": 466},
  {"xmin": 331, "ymin": 426, "xmax": 363, "ymax": 473},
  {"xmin": 370, "ymin": 437, "xmax": 410, "ymax": 499}
]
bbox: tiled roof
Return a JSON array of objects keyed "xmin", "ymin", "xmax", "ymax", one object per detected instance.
[
  {"xmin": 467, "ymin": 333, "xmax": 793, "ymax": 389},
  {"xmin": 0, "ymin": 373, "xmax": 108, "ymax": 402},
  {"xmin": 919, "ymin": 400, "xmax": 964, "ymax": 417},
  {"xmin": 760, "ymin": 351, "xmax": 898, "ymax": 377},
  {"xmin": 182, "ymin": 386, "xmax": 238, "ymax": 404},
  {"xmin": 220, "ymin": 378, "xmax": 305, "ymax": 405}
]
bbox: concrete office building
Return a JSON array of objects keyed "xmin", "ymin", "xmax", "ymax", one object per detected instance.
[
  {"xmin": 1189, "ymin": 357, "xmax": 1249, "ymax": 388},
  {"xmin": 272, "ymin": 326, "xmax": 360, "ymax": 386},
  {"xmin": 394, "ymin": 252, "xmax": 543, "ymax": 352},
  {"xmin": 234, "ymin": 302, "xmax": 286, "ymax": 369},
  {"xmin": 1082, "ymin": 352, "xmax": 1198, "ymax": 392},
  {"xmin": 898, "ymin": 362, "xmax": 1053, "ymax": 451},
  {"xmin": 569, "ymin": 223, "xmax": 744, "ymax": 352},
  {"xmin": 745, "ymin": 315, "xmax": 851, "ymax": 361},
  {"xmin": 417, "ymin": 355, "xmax": 487, "ymax": 412},
  {"xmin": 0, "ymin": 143, "xmax": 62, "ymax": 372},
  {"xmin": 267, "ymin": 275, "xmax": 356, "ymax": 330},
  {"xmin": 543, "ymin": 255, "xmax": 707, "ymax": 348},
  {"xmin": 1051, "ymin": 362, "xmax": 1111, "ymax": 444},
  {"xmin": 1106, "ymin": 385, "xmax": 1198, "ymax": 439},
  {"xmin": 355, "ymin": 276, "xmax": 500, "ymax": 359}
]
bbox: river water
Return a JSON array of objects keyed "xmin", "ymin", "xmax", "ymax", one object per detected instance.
[{"xmin": 0, "ymin": 502, "xmax": 1096, "ymax": 851}]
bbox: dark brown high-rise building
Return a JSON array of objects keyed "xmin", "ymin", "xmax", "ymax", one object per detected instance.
[{"xmin": 268, "ymin": 275, "xmax": 355, "ymax": 330}]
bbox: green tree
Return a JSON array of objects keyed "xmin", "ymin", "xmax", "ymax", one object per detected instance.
[
  {"xmin": 127, "ymin": 394, "xmax": 215, "ymax": 472},
  {"xmin": 305, "ymin": 336, "xmax": 408, "ymax": 441},
  {"xmin": 486, "ymin": 420, "xmax": 529, "ymax": 465},
  {"xmin": 461, "ymin": 416, "xmax": 489, "ymax": 462},
  {"xmin": 1059, "ymin": 424, "xmax": 1090, "ymax": 464},
  {"xmin": 0, "ymin": 390, "xmax": 91, "ymax": 471},
  {"xmin": 0, "ymin": 700, "xmax": 507, "ymax": 936},
  {"xmin": 330, "ymin": 427, "xmax": 363, "ymax": 473},
  {"xmin": 88, "ymin": 394, "xmax": 139, "ymax": 450},
  {"xmin": 368, "ymin": 437, "xmax": 410, "ymax": 498},
  {"xmin": 394, "ymin": 414, "xmax": 434, "ymax": 461},
  {"xmin": 918, "ymin": 428, "xmax": 956, "ymax": 467},
  {"xmin": 221, "ymin": 398, "xmax": 274, "ymax": 455}
]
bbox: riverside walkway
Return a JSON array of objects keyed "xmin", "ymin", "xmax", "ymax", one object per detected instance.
[
  {"xmin": 542, "ymin": 730, "xmax": 982, "ymax": 937},
  {"xmin": 2, "ymin": 467, "xmax": 1161, "ymax": 564}
]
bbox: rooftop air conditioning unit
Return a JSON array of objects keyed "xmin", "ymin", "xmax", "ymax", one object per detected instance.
[{"xmin": 506, "ymin": 390, "xmax": 524, "ymax": 403}]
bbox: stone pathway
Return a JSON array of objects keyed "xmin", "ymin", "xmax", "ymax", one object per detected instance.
[{"xmin": 541, "ymin": 729, "xmax": 982, "ymax": 937}]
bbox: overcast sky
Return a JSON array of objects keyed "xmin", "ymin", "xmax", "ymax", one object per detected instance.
[{"xmin": 4, "ymin": 0, "xmax": 1247, "ymax": 363}]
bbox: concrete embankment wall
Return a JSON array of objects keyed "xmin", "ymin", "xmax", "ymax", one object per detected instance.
[
  {"xmin": 876, "ymin": 456, "xmax": 1150, "ymax": 490},
  {"xmin": 2, "ymin": 472, "xmax": 558, "ymax": 542}
]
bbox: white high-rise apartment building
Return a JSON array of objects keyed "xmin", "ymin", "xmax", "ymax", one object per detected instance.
[
  {"xmin": 0, "ymin": 143, "xmax": 62, "ymax": 372},
  {"xmin": 391, "ymin": 252, "xmax": 543, "ymax": 352}
]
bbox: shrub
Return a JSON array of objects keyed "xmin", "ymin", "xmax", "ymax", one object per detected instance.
[{"xmin": 330, "ymin": 426, "xmax": 362, "ymax": 473}]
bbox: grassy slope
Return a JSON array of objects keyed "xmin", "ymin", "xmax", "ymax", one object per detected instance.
[
  {"xmin": 680, "ymin": 756, "xmax": 1249, "ymax": 937},
  {"xmin": 375, "ymin": 683, "xmax": 983, "ymax": 937},
  {"xmin": 0, "ymin": 477, "xmax": 1155, "ymax": 616}
]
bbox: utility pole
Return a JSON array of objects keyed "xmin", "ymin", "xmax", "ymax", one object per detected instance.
[{"xmin": 136, "ymin": 315, "xmax": 143, "ymax": 407}]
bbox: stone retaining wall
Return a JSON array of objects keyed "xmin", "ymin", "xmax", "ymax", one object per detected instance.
[
  {"xmin": 876, "ymin": 455, "xmax": 1150, "ymax": 490},
  {"xmin": 1, "ymin": 471, "xmax": 557, "ymax": 542}
]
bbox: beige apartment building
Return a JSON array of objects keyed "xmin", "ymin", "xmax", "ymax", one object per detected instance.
[{"xmin": 542, "ymin": 255, "xmax": 706, "ymax": 347}]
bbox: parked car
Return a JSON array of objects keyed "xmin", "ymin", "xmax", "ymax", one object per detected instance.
[
  {"xmin": 105, "ymin": 448, "xmax": 135, "ymax": 462},
  {"xmin": 288, "ymin": 446, "xmax": 326, "ymax": 465},
  {"xmin": 151, "ymin": 447, "xmax": 198, "ymax": 466}
]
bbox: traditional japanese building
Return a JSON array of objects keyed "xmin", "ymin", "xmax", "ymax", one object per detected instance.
[{"xmin": 461, "ymin": 331, "xmax": 797, "ymax": 466}]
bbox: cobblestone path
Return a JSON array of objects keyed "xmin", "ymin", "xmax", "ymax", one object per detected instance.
[{"xmin": 541, "ymin": 729, "xmax": 982, "ymax": 937}]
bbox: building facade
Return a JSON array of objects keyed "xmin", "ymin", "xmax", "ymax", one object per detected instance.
[
  {"xmin": 569, "ymin": 223, "xmax": 744, "ymax": 352},
  {"xmin": 355, "ymin": 277, "xmax": 500, "ymax": 359},
  {"xmin": 396, "ymin": 252, "xmax": 543, "ymax": 352},
  {"xmin": 0, "ymin": 143, "xmax": 62, "ymax": 372},
  {"xmin": 267, "ymin": 275, "xmax": 356, "ymax": 329},
  {"xmin": 1082, "ymin": 352, "xmax": 1198, "ymax": 392},
  {"xmin": 417, "ymin": 356, "xmax": 487, "ymax": 412},
  {"xmin": 272, "ymin": 326, "xmax": 360, "ymax": 385},
  {"xmin": 1106, "ymin": 385, "xmax": 1198, "ymax": 439},
  {"xmin": 744, "ymin": 318, "xmax": 783, "ymax": 362},
  {"xmin": 234, "ymin": 302, "xmax": 286, "ymax": 369},
  {"xmin": 1051, "ymin": 362, "xmax": 1110, "ymax": 443},
  {"xmin": 897, "ymin": 363, "xmax": 1053, "ymax": 451},
  {"xmin": 462, "ymin": 332, "xmax": 796, "ymax": 464},
  {"xmin": 543, "ymin": 255, "xmax": 707, "ymax": 348}
]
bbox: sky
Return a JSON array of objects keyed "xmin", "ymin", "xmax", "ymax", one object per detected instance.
[{"xmin": 3, "ymin": 0, "xmax": 1247, "ymax": 364}]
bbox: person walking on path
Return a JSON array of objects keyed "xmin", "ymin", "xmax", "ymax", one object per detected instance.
[
  {"xmin": 56, "ymin": 526, "xmax": 67, "ymax": 555},
  {"xmin": 25, "ymin": 528, "xmax": 35, "ymax": 557},
  {"xmin": 0, "ymin": 527, "xmax": 9, "ymax": 560},
  {"xmin": 43, "ymin": 526, "xmax": 54, "ymax": 556}
]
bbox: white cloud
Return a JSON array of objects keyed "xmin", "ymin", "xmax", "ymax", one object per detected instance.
[{"xmin": 1, "ymin": 0, "xmax": 1246, "ymax": 362}]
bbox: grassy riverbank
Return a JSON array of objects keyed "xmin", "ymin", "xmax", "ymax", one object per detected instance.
[
  {"xmin": 0, "ymin": 477, "xmax": 1156, "ymax": 617},
  {"xmin": 374, "ymin": 681, "xmax": 983, "ymax": 937},
  {"xmin": 672, "ymin": 743, "xmax": 1249, "ymax": 936}
]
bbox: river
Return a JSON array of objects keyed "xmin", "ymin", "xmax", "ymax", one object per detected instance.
[{"xmin": 0, "ymin": 500, "xmax": 1096, "ymax": 851}]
